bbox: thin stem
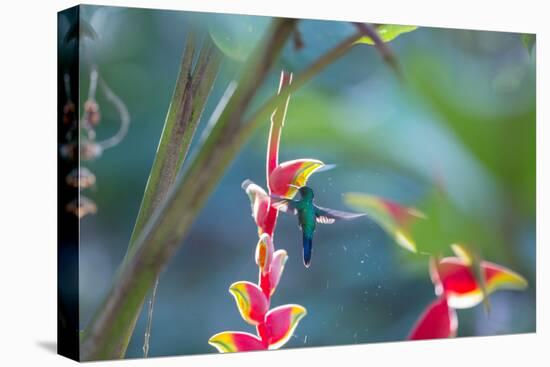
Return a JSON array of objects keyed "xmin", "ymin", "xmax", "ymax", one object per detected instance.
[
  {"xmin": 353, "ymin": 23, "xmax": 403, "ymax": 80},
  {"xmin": 142, "ymin": 276, "xmax": 159, "ymax": 358},
  {"xmin": 96, "ymin": 77, "xmax": 130, "ymax": 150},
  {"xmin": 197, "ymin": 81, "xmax": 238, "ymax": 146}
]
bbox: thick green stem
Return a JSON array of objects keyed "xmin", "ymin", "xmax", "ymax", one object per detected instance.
[{"xmin": 80, "ymin": 18, "xmax": 296, "ymax": 361}]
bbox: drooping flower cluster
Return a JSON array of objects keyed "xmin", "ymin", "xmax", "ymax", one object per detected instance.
[
  {"xmin": 209, "ymin": 71, "xmax": 325, "ymax": 353},
  {"xmin": 409, "ymin": 244, "xmax": 528, "ymax": 340},
  {"xmin": 61, "ymin": 67, "xmax": 129, "ymax": 218}
]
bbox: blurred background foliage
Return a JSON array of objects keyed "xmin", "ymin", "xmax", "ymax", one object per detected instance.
[{"xmin": 69, "ymin": 5, "xmax": 535, "ymax": 358}]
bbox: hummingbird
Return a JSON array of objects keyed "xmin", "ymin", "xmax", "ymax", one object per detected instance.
[{"xmin": 271, "ymin": 186, "xmax": 365, "ymax": 267}]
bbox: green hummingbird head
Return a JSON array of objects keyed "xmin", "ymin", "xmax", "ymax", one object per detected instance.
[{"xmin": 298, "ymin": 186, "xmax": 314, "ymax": 200}]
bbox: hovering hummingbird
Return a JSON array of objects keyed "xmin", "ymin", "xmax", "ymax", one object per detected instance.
[{"xmin": 271, "ymin": 186, "xmax": 365, "ymax": 267}]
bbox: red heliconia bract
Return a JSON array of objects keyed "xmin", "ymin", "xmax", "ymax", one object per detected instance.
[
  {"xmin": 409, "ymin": 251, "xmax": 527, "ymax": 340},
  {"xmin": 431, "ymin": 256, "xmax": 528, "ymax": 309},
  {"xmin": 409, "ymin": 297, "xmax": 457, "ymax": 340}
]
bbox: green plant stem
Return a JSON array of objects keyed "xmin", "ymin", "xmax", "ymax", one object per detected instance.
[
  {"xmin": 80, "ymin": 18, "xmax": 296, "ymax": 361},
  {"xmin": 353, "ymin": 23, "xmax": 403, "ymax": 80}
]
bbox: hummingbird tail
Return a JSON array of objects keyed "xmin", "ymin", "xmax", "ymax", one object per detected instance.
[{"xmin": 303, "ymin": 234, "xmax": 313, "ymax": 268}]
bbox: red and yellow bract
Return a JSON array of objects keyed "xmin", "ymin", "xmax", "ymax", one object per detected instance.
[{"xmin": 409, "ymin": 251, "xmax": 527, "ymax": 340}]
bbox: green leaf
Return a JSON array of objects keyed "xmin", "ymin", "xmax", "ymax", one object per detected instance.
[
  {"xmin": 126, "ymin": 35, "xmax": 222, "ymax": 259},
  {"xmin": 357, "ymin": 24, "xmax": 418, "ymax": 45},
  {"xmin": 521, "ymin": 33, "xmax": 536, "ymax": 55}
]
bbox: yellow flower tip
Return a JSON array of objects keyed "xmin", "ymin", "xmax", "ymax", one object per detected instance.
[
  {"xmin": 289, "ymin": 304, "xmax": 308, "ymax": 321},
  {"xmin": 503, "ymin": 271, "xmax": 529, "ymax": 289},
  {"xmin": 228, "ymin": 282, "xmax": 249, "ymax": 309},
  {"xmin": 296, "ymin": 305, "xmax": 307, "ymax": 317},
  {"xmin": 208, "ymin": 333, "xmax": 232, "ymax": 353},
  {"xmin": 228, "ymin": 281, "xmax": 242, "ymax": 293}
]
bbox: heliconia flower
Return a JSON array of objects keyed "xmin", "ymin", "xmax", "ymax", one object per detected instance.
[
  {"xmin": 343, "ymin": 192, "xmax": 426, "ymax": 253},
  {"xmin": 430, "ymin": 257, "xmax": 528, "ymax": 309},
  {"xmin": 229, "ymin": 281, "xmax": 269, "ymax": 325},
  {"xmin": 242, "ymin": 179, "xmax": 270, "ymax": 233},
  {"xmin": 269, "ymin": 159, "xmax": 325, "ymax": 198},
  {"xmin": 268, "ymin": 250, "xmax": 288, "ymax": 296},
  {"xmin": 409, "ymin": 297, "xmax": 457, "ymax": 340},
  {"xmin": 259, "ymin": 304, "xmax": 307, "ymax": 349},
  {"xmin": 208, "ymin": 331, "xmax": 266, "ymax": 353},
  {"xmin": 255, "ymin": 233, "xmax": 274, "ymax": 275},
  {"xmin": 211, "ymin": 72, "xmax": 308, "ymax": 354}
]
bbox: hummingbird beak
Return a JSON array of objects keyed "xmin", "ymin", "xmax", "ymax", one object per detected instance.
[{"xmin": 288, "ymin": 184, "xmax": 301, "ymax": 189}]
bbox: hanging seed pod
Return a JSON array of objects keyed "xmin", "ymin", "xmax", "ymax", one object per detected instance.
[
  {"xmin": 85, "ymin": 128, "xmax": 97, "ymax": 141},
  {"xmin": 66, "ymin": 196, "xmax": 98, "ymax": 218},
  {"xmin": 66, "ymin": 167, "xmax": 96, "ymax": 189},
  {"xmin": 84, "ymin": 99, "xmax": 101, "ymax": 127},
  {"xmin": 81, "ymin": 142, "xmax": 103, "ymax": 160},
  {"xmin": 60, "ymin": 143, "xmax": 78, "ymax": 160},
  {"xmin": 63, "ymin": 100, "xmax": 77, "ymax": 125}
]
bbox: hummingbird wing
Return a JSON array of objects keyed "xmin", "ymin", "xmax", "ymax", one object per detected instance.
[
  {"xmin": 314, "ymin": 205, "xmax": 365, "ymax": 224},
  {"xmin": 270, "ymin": 195, "xmax": 299, "ymax": 215}
]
